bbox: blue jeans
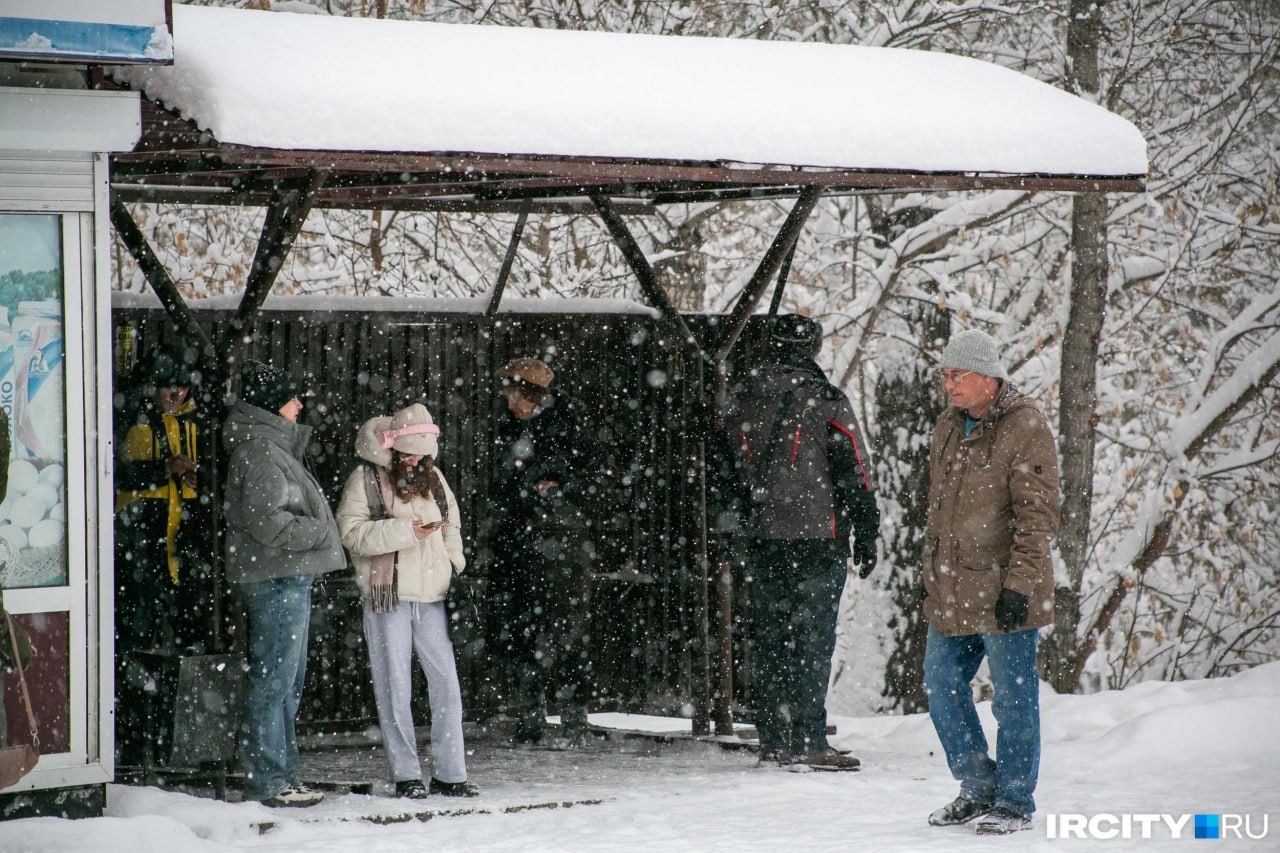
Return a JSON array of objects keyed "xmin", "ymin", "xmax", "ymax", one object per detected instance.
[
  {"xmin": 923, "ymin": 624, "xmax": 1041, "ymax": 818},
  {"xmin": 749, "ymin": 542, "xmax": 846, "ymax": 754},
  {"xmin": 238, "ymin": 574, "xmax": 316, "ymax": 800}
]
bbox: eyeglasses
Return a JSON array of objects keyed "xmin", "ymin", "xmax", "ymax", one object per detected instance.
[{"xmin": 937, "ymin": 369, "xmax": 973, "ymax": 389}]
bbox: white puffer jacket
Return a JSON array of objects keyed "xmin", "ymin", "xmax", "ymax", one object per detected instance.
[{"xmin": 335, "ymin": 415, "xmax": 465, "ymax": 603}]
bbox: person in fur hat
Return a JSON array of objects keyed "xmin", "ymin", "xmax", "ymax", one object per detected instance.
[
  {"xmin": 335, "ymin": 403, "xmax": 478, "ymax": 799},
  {"xmin": 487, "ymin": 357, "xmax": 603, "ymax": 749}
]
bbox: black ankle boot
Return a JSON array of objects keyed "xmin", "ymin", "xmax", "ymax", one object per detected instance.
[
  {"xmin": 394, "ymin": 779, "xmax": 429, "ymax": 799},
  {"xmin": 428, "ymin": 777, "xmax": 479, "ymax": 798}
]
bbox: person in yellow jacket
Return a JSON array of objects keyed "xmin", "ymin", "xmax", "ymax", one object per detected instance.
[{"xmin": 113, "ymin": 347, "xmax": 204, "ymax": 765}]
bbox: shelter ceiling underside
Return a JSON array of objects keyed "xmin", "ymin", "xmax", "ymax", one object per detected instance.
[{"xmin": 108, "ymin": 97, "xmax": 1145, "ymax": 211}]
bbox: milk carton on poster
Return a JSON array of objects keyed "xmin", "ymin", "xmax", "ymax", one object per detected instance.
[
  {"xmin": 0, "ymin": 307, "xmax": 13, "ymax": 430},
  {"xmin": 12, "ymin": 300, "xmax": 64, "ymax": 461}
]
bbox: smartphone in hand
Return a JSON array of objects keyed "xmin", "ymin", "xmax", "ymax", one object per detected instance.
[{"xmin": 413, "ymin": 519, "xmax": 443, "ymax": 538}]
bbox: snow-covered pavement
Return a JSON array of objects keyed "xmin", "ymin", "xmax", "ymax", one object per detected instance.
[{"xmin": 2, "ymin": 662, "xmax": 1277, "ymax": 852}]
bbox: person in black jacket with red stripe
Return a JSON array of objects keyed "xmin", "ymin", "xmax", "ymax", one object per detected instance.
[{"xmin": 721, "ymin": 315, "xmax": 879, "ymax": 771}]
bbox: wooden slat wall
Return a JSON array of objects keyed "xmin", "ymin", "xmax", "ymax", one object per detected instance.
[{"xmin": 112, "ymin": 304, "xmax": 725, "ymax": 728}]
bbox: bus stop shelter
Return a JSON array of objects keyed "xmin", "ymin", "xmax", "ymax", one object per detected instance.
[{"xmin": 100, "ymin": 2, "xmax": 1146, "ymax": 771}]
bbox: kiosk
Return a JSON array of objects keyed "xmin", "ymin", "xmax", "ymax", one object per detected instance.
[{"xmin": 0, "ymin": 0, "xmax": 170, "ymax": 819}]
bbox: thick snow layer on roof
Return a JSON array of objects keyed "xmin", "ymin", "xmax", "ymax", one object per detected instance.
[{"xmin": 111, "ymin": 4, "xmax": 1147, "ymax": 178}]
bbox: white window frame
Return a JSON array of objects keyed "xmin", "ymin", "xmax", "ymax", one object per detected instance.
[{"xmin": 1, "ymin": 152, "xmax": 113, "ymax": 791}]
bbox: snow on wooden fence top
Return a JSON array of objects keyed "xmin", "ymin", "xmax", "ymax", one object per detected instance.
[{"xmin": 110, "ymin": 4, "xmax": 1147, "ymax": 180}]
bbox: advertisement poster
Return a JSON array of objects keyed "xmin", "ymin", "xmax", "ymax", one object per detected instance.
[{"xmin": 0, "ymin": 213, "xmax": 68, "ymax": 589}]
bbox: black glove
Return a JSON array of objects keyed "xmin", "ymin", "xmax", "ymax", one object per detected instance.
[
  {"xmin": 852, "ymin": 535, "xmax": 877, "ymax": 579},
  {"xmin": 994, "ymin": 588, "xmax": 1030, "ymax": 632}
]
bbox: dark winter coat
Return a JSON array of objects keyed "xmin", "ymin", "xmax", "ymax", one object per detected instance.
[
  {"xmin": 488, "ymin": 394, "xmax": 603, "ymax": 545},
  {"xmin": 720, "ymin": 355, "xmax": 878, "ymax": 557},
  {"xmin": 221, "ymin": 400, "xmax": 345, "ymax": 585},
  {"xmin": 922, "ymin": 382, "xmax": 1060, "ymax": 636}
]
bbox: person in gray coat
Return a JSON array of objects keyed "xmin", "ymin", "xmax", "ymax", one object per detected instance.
[{"xmin": 222, "ymin": 360, "xmax": 345, "ymax": 808}]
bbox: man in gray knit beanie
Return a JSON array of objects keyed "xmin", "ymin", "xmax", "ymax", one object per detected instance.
[
  {"xmin": 938, "ymin": 328, "xmax": 1006, "ymax": 380},
  {"xmin": 922, "ymin": 326, "xmax": 1060, "ymax": 836}
]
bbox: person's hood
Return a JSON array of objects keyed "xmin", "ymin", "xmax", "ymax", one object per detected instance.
[
  {"xmin": 355, "ymin": 415, "xmax": 393, "ymax": 467},
  {"xmin": 222, "ymin": 399, "xmax": 312, "ymax": 459},
  {"xmin": 734, "ymin": 357, "xmax": 838, "ymax": 402}
]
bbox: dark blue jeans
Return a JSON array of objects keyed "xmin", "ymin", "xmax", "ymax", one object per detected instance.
[
  {"xmin": 237, "ymin": 574, "xmax": 315, "ymax": 800},
  {"xmin": 748, "ymin": 542, "xmax": 846, "ymax": 755},
  {"xmin": 923, "ymin": 624, "xmax": 1041, "ymax": 817}
]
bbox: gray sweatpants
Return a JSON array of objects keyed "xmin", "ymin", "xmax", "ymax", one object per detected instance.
[{"xmin": 363, "ymin": 600, "xmax": 468, "ymax": 784}]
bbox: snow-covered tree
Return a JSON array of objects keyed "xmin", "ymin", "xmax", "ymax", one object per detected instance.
[{"xmin": 114, "ymin": 0, "xmax": 1280, "ymax": 708}]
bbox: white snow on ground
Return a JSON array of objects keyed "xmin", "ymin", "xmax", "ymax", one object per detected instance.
[{"xmin": 1, "ymin": 661, "xmax": 1277, "ymax": 851}]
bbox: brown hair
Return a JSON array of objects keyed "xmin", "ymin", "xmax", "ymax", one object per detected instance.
[{"xmin": 389, "ymin": 451, "xmax": 439, "ymax": 502}]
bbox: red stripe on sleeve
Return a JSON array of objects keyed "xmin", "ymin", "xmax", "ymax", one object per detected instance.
[{"xmin": 827, "ymin": 419, "xmax": 871, "ymax": 491}]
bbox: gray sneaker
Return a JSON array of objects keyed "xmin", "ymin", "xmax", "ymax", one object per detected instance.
[
  {"xmin": 928, "ymin": 796, "xmax": 993, "ymax": 826},
  {"xmin": 262, "ymin": 784, "xmax": 324, "ymax": 808},
  {"xmin": 975, "ymin": 807, "xmax": 1032, "ymax": 835}
]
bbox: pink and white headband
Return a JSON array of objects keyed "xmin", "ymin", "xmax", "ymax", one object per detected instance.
[{"xmin": 378, "ymin": 422, "xmax": 439, "ymax": 448}]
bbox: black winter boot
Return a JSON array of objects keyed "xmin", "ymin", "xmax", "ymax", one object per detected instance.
[
  {"xmin": 928, "ymin": 795, "xmax": 993, "ymax": 826},
  {"xmin": 394, "ymin": 779, "xmax": 429, "ymax": 799},
  {"xmin": 429, "ymin": 777, "xmax": 480, "ymax": 798}
]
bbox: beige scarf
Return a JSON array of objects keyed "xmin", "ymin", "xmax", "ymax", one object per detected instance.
[{"xmin": 362, "ymin": 465, "xmax": 399, "ymax": 613}]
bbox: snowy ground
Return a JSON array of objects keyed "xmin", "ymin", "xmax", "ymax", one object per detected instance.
[{"xmin": 1, "ymin": 662, "xmax": 1277, "ymax": 852}]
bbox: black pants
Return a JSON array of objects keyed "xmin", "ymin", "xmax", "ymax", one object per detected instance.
[
  {"xmin": 113, "ymin": 498, "xmax": 210, "ymax": 764},
  {"xmin": 489, "ymin": 531, "xmax": 594, "ymax": 740},
  {"xmin": 747, "ymin": 540, "xmax": 847, "ymax": 755}
]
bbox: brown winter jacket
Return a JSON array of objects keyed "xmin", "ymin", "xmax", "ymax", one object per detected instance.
[{"xmin": 922, "ymin": 383, "xmax": 1060, "ymax": 636}]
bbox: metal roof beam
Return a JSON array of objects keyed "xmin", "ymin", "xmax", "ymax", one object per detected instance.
[
  {"xmin": 224, "ymin": 170, "xmax": 327, "ymax": 358},
  {"xmin": 712, "ymin": 186, "xmax": 822, "ymax": 363},
  {"xmin": 108, "ymin": 197, "xmax": 218, "ymax": 365}
]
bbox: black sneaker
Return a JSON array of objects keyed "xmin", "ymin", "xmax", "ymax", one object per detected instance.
[
  {"xmin": 757, "ymin": 745, "xmax": 791, "ymax": 766},
  {"xmin": 261, "ymin": 784, "xmax": 324, "ymax": 808},
  {"xmin": 928, "ymin": 796, "xmax": 993, "ymax": 826},
  {"xmin": 976, "ymin": 807, "xmax": 1032, "ymax": 835},
  {"xmin": 394, "ymin": 779, "xmax": 429, "ymax": 799},
  {"xmin": 428, "ymin": 777, "xmax": 480, "ymax": 798},
  {"xmin": 550, "ymin": 731, "xmax": 588, "ymax": 751},
  {"xmin": 795, "ymin": 747, "xmax": 861, "ymax": 771}
]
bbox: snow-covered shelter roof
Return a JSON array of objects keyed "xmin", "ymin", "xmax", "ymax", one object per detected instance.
[{"xmin": 107, "ymin": 3, "xmax": 1146, "ymax": 210}]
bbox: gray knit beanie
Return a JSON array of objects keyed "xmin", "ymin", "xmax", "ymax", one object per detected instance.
[{"xmin": 939, "ymin": 329, "xmax": 1006, "ymax": 380}]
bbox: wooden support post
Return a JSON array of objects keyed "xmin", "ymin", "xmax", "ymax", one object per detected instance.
[{"xmin": 708, "ymin": 187, "xmax": 820, "ymax": 736}]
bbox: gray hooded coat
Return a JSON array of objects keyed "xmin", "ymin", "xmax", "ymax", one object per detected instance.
[{"xmin": 221, "ymin": 400, "xmax": 345, "ymax": 584}]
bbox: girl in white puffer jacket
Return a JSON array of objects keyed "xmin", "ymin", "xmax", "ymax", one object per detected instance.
[{"xmin": 335, "ymin": 403, "xmax": 477, "ymax": 798}]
